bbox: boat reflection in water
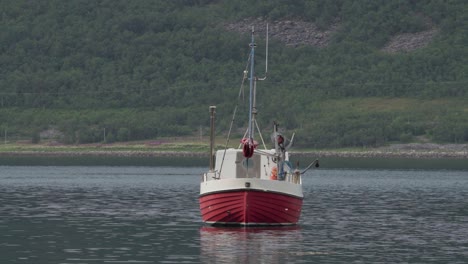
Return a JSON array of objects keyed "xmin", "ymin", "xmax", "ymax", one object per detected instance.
[{"xmin": 199, "ymin": 226, "xmax": 303, "ymax": 263}]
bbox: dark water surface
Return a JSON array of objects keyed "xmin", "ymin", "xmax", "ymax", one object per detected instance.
[{"xmin": 1, "ymin": 166, "xmax": 468, "ymax": 263}]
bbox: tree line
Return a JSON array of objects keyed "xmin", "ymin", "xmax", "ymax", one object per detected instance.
[{"xmin": 0, "ymin": 0, "xmax": 467, "ymax": 147}]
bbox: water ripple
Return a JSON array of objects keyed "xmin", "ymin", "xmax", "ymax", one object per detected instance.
[{"xmin": 1, "ymin": 167, "xmax": 468, "ymax": 263}]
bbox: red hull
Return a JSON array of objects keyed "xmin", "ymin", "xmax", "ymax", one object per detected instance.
[{"xmin": 199, "ymin": 190, "xmax": 303, "ymax": 225}]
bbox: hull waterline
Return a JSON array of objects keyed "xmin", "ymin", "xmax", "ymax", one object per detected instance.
[{"xmin": 200, "ymin": 188, "xmax": 303, "ymax": 226}]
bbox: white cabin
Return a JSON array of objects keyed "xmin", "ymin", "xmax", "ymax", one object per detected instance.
[{"xmin": 213, "ymin": 148, "xmax": 285, "ymax": 180}]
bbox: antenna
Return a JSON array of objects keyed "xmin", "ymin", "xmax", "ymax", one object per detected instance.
[
  {"xmin": 265, "ymin": 23, "xmax": 268, "ymax": 75},
  {"xmin": 259, "ymin": 23, "xmax": 268, "ymax": 81}
]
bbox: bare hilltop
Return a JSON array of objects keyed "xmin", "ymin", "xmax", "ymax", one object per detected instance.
[{"xmin": 225, "ymin": 17, "xmax": 438, "ymax": 52}]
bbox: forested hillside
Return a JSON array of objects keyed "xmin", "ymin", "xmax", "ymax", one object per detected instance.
[{"xmin": 1, "ymin": 0, "xmax": 467, "ymax": 147}]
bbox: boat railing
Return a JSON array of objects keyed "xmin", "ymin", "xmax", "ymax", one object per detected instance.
[
  {"xmin": 284, "ymin": 171, "xmax": 302, "ymax": 184},
  {"xmin": 202, "ymin": 171, "xmax": 301, "ymax": 185},
  {"xmin": 202, "ymin": 171, "xmax": 218, "ymax": 182}
]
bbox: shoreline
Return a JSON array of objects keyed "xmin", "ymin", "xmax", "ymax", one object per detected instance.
[
  {"xmin": 292, "ymin": 150, "xmax": 468, "ymax": 159},
  {"xmin": 0, "ymin": 142, "xmax": 467, "ymax": 159},
  {"xmin": 0, "ymin": 149, "xmax": 467, "ymax": 159},
  {"xmin": 0, "ymin": 150, "xmax": 204, "ymax": 157}
]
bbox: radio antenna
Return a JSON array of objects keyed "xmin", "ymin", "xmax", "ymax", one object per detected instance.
[{"xmin": 258, "ymin": 23, "xmax": 268, "ymax": 81}]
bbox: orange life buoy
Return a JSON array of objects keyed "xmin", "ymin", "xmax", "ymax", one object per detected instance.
[{"xmin": 270, "ymin": 166, "xmax": 278, "ymax": 180}]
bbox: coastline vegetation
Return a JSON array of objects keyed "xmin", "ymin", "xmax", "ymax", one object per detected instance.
[
  {"xmin": 1, "ymin": 137, "xmax": 467, "ymax": 160},
  {"xmin": 0, "ymin": 139, "xmax": 211, "ymax": 154},
  {"xmin": 1, "ymin": 0, "xmax": 467, "ymax": 149}
]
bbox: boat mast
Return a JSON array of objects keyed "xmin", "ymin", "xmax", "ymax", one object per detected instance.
[
  {"xmin": 253, "ymin": 24, "xmax": 268, "ymax": 149},
  {"xmin": 240, "ymin": 25, "xmax": 268, "ymax": 158},
  {"xmin": 248, "ymin": 25, "xmax": 268, "ymax": 143},
  {"xmin": 209, "ymin": 105, "xmax": 216, "ymax": 172},
  {"xmin": 248, "ymin": 26, "xmax": 255, "ymax": 141}
]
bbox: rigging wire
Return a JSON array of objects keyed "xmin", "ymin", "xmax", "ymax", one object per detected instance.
[{"xmin": 217, "ymin": 53, "xmax": 252, "ymax": 177}]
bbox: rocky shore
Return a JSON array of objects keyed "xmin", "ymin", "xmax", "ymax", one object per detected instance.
[
  {"xmin": 0, "ymin": 143, "xmax": 467, "ymax": 159},
  {"xmin": 0, "ymin": 150, "xmax": 204, "ymax": 157},
  {"xmin": 294, "ymin": 143, "xmax": 468, "ymax": 159}
]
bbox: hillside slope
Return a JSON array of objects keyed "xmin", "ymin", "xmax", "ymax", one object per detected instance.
[{"xmin": 0, "ymin": 0, "xmax": 467, "ymax": 147}]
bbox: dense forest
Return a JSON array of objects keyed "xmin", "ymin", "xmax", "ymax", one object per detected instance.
[{"xmin": 1, "ymin": 0, "xmax": 467, "ymax": 147}]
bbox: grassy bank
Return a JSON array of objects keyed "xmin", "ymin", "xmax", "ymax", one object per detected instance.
[
  {"xmin": 0, "ymin": 139, "xmax": 210, "ymax": 157},
  {"xmin": 0, "ymin": 139, "xmax": 467, "ymax": 159}
]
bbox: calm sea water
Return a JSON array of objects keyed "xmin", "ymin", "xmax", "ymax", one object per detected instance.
[{"xmin": 1, "ymin": 165, "xmax": 468, "ymax": 263}]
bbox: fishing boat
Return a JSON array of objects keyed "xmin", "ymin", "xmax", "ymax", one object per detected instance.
[{"xmin": 199, "ymin": 26, "xmax": 318, "ymax": 226}]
